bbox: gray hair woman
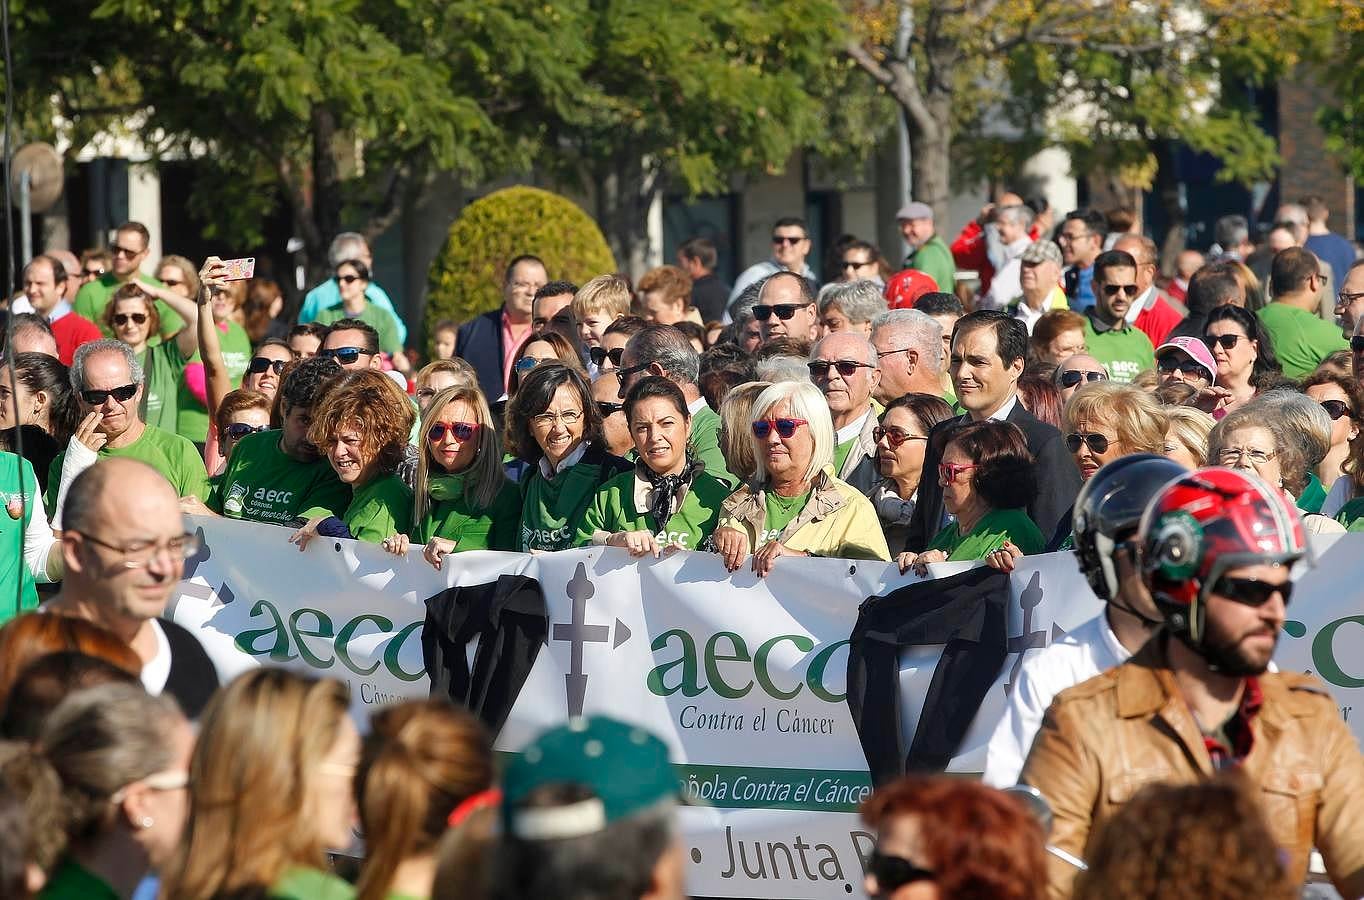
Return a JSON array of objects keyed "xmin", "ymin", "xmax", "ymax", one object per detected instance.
[
  {"xmin": 817, "ymin": 280, "xmax": 888, "ymax": 338},
  {"xmin": 712, "ymin": 380, "xmax": 890, "ymax": 577}
]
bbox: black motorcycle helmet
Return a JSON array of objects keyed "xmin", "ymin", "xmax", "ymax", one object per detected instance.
[{"xmin": 1072, "ymin": 454, "xmax": 1187, "ymax": 602}]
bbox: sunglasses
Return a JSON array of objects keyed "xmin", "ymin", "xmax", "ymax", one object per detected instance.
[
  {"xmin": 1321, "ymin": 399, "xmax": 1353, "ymax": 421},
  {"xmin": 753, "ymin": 303, "xmax": 807, "ymax": 322},
  {"xmin": 752, "ymin": 417, "xmax": 808, "ymax": 439},
  {"xmin": 112, "ymin": 312, "xmax": 148, "ymax": 326},
  {"xmin": 873, "ymin": 426, "xmax": 927, "ymax": 448},
  {"xmin": 589, "ymin": 346, "xmax": 625, "ymax": 368},
  {"xmin": 427, "ymin": 421, "xmax": 479, "ymax": 442},
  {"xmin": 83, "ymin": 267, "xmax": 105, "ymax": 278},
  {"xmin": 1156, "ymin": 356, "xmax": 1206, "ymax": 376},
  {"xmin": 596, "ymin": 401, "xmax": 625, "ymax": 417},
  {"xmin": 1058, "ymin": 370, "xmax": 1107, "ymax": 388},
  {"xmin": 247, "ymin": 356, "xmax": 287, "ymax": 375},
  {"xmin": 613, "ymin": 361, "xmax": 652, "ymax": 382},
  {"xmin": 110, "ymin": 244, "xmax": 143, "ymax": 258},
  {"xmin": 868, "ymin": 851, "xmax": 935, "ymax": 894},
  {"xmin": 1066, "ymin": 431, "xmax": 1111, "ymax": 454},
  {"xmin": 1203, "ymin": 333, "xmax": 1245, "ymax": 350},
  {"xmin": 515, "ymin": 356, "xmax": 545, "ymax": 373},
  {"xmin": 772, "ymin": 235, "xmax": 805, "ymax": 246},
  {"xmin": 1212, "ymin": 574, "xmax": 1293, "ymax": 607},
  {"xmin": 81, "ymin": 383, "xmax": 138, "ymax": 405},
  {"xmin": 938, "ymin": 461, "xmax": 978, "ymax": 483},
  {"xmin": 1101, "ymin": 283, "xmax": 1138, "ymax": 297},
  {"xmin": 808, "ymin": 359, "xmax": 874, "ymax": 379},
  {"xmin": 319, "ymin": 347, "xmax": 367, "ymax": 364},
  {"xmin": 841, "ymin": 258, "xmax": 873, "ymax": 270},
  {"xmin": 223, "ymin": 423, "xmax": 269, "ymax": 441},
  {"xmin": 1352, "ymin": 336, "xmax": 1364, "ymax": 354},
  {"xmin": 336, "ymin": 274, "xmax": 363, "ymax": 284}
]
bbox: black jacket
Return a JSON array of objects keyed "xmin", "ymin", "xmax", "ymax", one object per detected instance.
[
  {"xmin": 455, "ymin": 309, "xmax": 507, "ymax": 402},
  {"xmin": 900, "ymin": 400, "xmax": 1081, "ymax": 552},
  {"xmin": 690, "ymin": 273, "xmax": 731, "ymax": 324},
  {"xmin": 159, "ymin": 617, "xmax": 220, "ymax": 719},
  {"xmin": 846, "ymin": 566, "xmax": 1011, "ymax": 783}
]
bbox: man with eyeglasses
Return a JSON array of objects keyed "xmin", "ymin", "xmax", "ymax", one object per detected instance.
[
  {"xmin": 1005, "ymin": 240, "xmax": 1068, "ymax": 333},
  {"xmin": 1052, "ymin": 353, "xmax": 1109, "ymax": 404},
  {"xmin": 44, "ymin": 341, "xmax": 210, "ymax": 523},
  {"xmin": 296, "ymin": 232, "xmax": 406, "ymax": 343},
  {"xmin": 73, "ymin": 221, "xmax": 185, "ymax": 343},
  {"xmin": 457, "ymin": 254, "xmax": 548, "ymax": 399},
  {"xmin": 1333, "ymin": 258, "xmax": 1364, "ymax": 340},
  {"xmin": 727, "ymin": 216, "xmax": 818, "ymax": 305},
  {"xmin": 1058, "ymin": 208, "xmax": 1106, "ymax": 311},
  {"xmin": 895, "ymin": 201, "xmax": 956, "ymax": 294},
  {"xmin": 1257, "ymin": 247, "xmax": 1347, "ymax": 380},
  {"xmin": 1080, "ymin": 250, "xmax": 1155, "ymax": 384},
  {"xmin": 1021, "ymin": 467, "xmax": 1364, "ymax": 899},
  {"xmin": 20, "ymin": 255, "xmax": 102, "ymax": 366},
  {"xmin": 836, "ymin": 239, "xmax": 884, "ymax": 286},
  {"xmin": 616, "ymin": 325, "xmax": 735, "ymax": 487},
  {"xmin": 319, "ymin": 319, "xmax": 383, "ymax": 371},
  {"xmin": 869, "ymin": 309, "xmax": 946, "ymax": 403},
  {"xmin": 751, "ymin": 271, "xmax": 819, "ymax": 344},
  {"xmin": 808, "ymin": 332, "xmax": 882, "ymax": 493},
  {"xmin": 45, "ymin": 458, "xmax": 220, "ymax": 717}
]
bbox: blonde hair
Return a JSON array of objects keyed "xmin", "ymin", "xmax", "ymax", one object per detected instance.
[
  {"xmin": 1164, "ymin": 406, "xmax": 1215, "ymax": 467},
  {"xmin": 163, "ymin": 669, "xmax": 350, "ymax": 899},
  {"xmin": 718, "ymin": 381, "xmax": 771, "ymax": 485},
  {"xmin": 1063, "ymin": 381, "xmax": 1166, "ymax": 454},
  {"xmin": 414, "ymin": 384, "xmax": 507, "ymax": 520},
  {"xmin": 571, "ymin": 274, "xmax": 632, "ymax": 320},
  {"xmin": 156, "ymin": 254, "xmax": 201, "ymax": 297},
  {"xmin": 749, "ymin": 380, "xmax": 835, "ymax": 485},
  {"xmin": 416, "ymin": 358, "xmax": 477, "ymax": 393}
]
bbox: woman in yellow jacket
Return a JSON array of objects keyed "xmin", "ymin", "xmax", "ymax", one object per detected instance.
[{"xmin": 713, "ymin": 380, "xmax": 889, "ymax": 576}]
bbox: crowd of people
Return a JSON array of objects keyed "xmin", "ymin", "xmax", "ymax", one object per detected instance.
[{"xmin": 1, "ymin": 192, "xmax": 1363, "ymax": 898}]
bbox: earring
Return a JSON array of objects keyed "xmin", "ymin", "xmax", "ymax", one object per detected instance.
[{"xmin": 141, "ymin": 817, "xmax": 154, "ymax": 829}]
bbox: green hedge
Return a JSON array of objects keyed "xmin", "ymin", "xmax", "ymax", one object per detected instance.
[{"xmin": 425, "ymin": 186, "xmax": 617, "ymax": 343}]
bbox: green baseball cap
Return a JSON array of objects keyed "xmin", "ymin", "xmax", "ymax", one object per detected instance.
[{"xmin": 502, "ymin": 716, "xmax": 678, "ymax": 840}]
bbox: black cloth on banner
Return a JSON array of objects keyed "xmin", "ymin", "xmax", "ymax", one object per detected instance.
[
  {"xmin": 846, "ymin": 565, "xmax": 1010, "ymax": 784},
  {"xmin": 422, "ymin": 574, "xmax": 547, "ymax": 736}
]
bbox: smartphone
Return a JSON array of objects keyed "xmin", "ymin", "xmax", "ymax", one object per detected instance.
[{"xmin": 220, "ymin": 257, "xmax": 256, "ymax": 281}]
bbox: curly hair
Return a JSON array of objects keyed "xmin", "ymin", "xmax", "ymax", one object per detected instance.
[
  {"xmin": 860, "ymin": 775, "xmax": 1046, "ymax": 900},
  {"xmin": 941, "ymin": 420, "xmax": 1037, "ymax": 511},
  {"xmin": 103, "ymin": 282, "xmax": 161, "ymax": 338},
  {"xmin": 274, "ymin": 355, "xmax": 343, "ymax": 426},
  {"xmin": 307, "ymin": 369, "xmax": 415, "ymax": 475},
  {"xmin": 1073, "ymin": 775, "xmax": 1296, "ymax": 900}
]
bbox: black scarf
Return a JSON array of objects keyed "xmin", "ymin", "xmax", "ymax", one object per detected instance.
[{"xmin": 638, "ymin": 455, "xmax": 703, "ymax": 529}]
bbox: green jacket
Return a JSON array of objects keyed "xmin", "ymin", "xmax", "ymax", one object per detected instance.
[
  {"xmin": 576, "ymin": 467, "xmax": 730, "ymax": 550},
  {"xmin": 904, "ymin": 234, "xmax": 956, "ymax": 292},
  {"xmin": 688, "ymin": 404, "xmax": 735, "ymax": 488},
  {"xmin": 416, "ymin": 473, "xmax": 522, "ymax": 551},
  {"xmin": 925, "ymin": 507, "xmax": 1045, "ymax": 560}
]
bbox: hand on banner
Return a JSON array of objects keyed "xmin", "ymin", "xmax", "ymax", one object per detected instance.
[
  {"xmin": 382, "ymin": 533, "xmax": 410, "ymax": 557},
  {"xmin": 287, "ymin": 515, "xmax": 327, "ymax": 552},
  {"xmin": 179, "ymin": 495, "xmax": 216, "ymax": 517},
  {"xmin": 898, "ymin": 548, "xmax": 946, "ymax": 576},
  {"xmin": 607, "ymin": 529, "xmax": 661, "ymax": 558},
  {"xmin": 713, "ymin": 526, "xmax": 750, "ymax": 572},
  {"xmin": 985, "ymin": 540, "xmax": 1022, "ymax": 573},
  {"xmin": 422, "ymin": 537, "xmax": 458, "ymax": 570},
  {"xmin": 752, "ymin": 540, "xmax": 806, "ymax": 577},
  {"xmin": 73, "ymin": 411, "xmax": 108, "ymax": 453}
]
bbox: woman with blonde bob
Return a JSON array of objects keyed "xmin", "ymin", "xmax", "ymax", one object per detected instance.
[
  {"xmin": 162, "ymin": 668, "xmax": 358, "ymax": 900},
  {"xmin": 716, "ymin": 381, "xmax": 771, "ymax": 485},
  {"xmin": 383, "ymin": 384, "xmax": 521, "ymax": 566},
  {"xmin": 712, "ymin": 380, "xmax": 889, "ymax": 576},
  {"xmin": 1162, "ymin": 405, "xmax": 1216, "ymax": 469},
  {"xmin": 354, "ymin": 700, "xmax": 496, "ymax": 900}
]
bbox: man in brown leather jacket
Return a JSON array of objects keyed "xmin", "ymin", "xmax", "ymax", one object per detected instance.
[{"xmin": 1020, "ymin": 467, "xmax": 1364, "ymax": 899}]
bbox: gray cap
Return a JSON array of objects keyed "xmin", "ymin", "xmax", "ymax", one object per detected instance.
[
  {"xmin": 1021, "ymin": 240, "xmax": 1063, "ymax": 266},
  {"xmin": 895, "ymin": 201, "xmax": 933, "ymax": 222}
]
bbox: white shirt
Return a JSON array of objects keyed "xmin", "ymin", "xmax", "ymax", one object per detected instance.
[
  {"xmin": 986, "ymin": 392, "xmax": 1020, "ymax": 424},
  {"xmin": 687, "ymin": 396, "xmax": 709, "ymax": 417},
  {"xmin": 981, "ymin": 237, "xmax": 1034, "ymax": 310},
  {"xmin": 537, "ymin": 441, "xmax": 588, "ymax": 480},
  {"xmin": 982, "ymin": 612, "xmax": 1130, "ymax": 788},
  {"xmin": 835, "ymin": 408, "xmax": 872, "ymax": 448},
  {"xmin": 140, "ymin": 619, "xmax": 173, "ymax": 696},
  {"xmin": 1124, "ymin": 285, "xmax": 1159, "ymax": 325}
]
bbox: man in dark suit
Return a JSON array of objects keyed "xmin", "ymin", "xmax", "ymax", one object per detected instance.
[
  {"xmin": 902, "ymin": 309, "xmax": 1081, "ymax": 552},
  {"xmin": 456, "ymin": 254, "xmax": 547, "ymax": 399}
]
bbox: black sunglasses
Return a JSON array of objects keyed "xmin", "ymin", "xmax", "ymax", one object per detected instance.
[
  {"xmin": 613, "ymin": 361, "xmax": 651, "ymax": 381},
  {"xmin": 247, "ymin": 356, "xmax": 287, "ymax": 375},
  {"xmin": 1101, "ymin": 283, "xmax": 1138, "ymax": 297},
  {"xmin": 753, "ymin": 303, "xmax": 806, "ymax": 322},
  {"xmin": 112, "ymin": 312, "xmax": 148, "ymax": 326},
  {"xmin": 1066, "ymin": 431, "xmax": 1111, "ymax": 454},
  {"xmin": 81, "ymin": 383, "xmax": 138, "ymax": 405},
  {"xmin": 589, "ymin": 346, "xmax": 625, "ymax": 368},
  {"xmin": 1156, "ymin": 356, "xmax": 1205, "ymax": 376},
  {"xmin": 771, "ymin": 235, "xmax": 805, "ymax": 246},
  {"xmin": 596, "ymin": 401, "xmax": 625, "ymax": 417},
  {"xmin": 1058, "ymin": 370, "xmax": 1106, "ymax": 388},
  {"xmin": 1321, "ymin": 399, "xmax": 1353, "ymax": 421},
  {"xmin": 1204, "ymin": 333, "xmax": 1244, "ymax": 350},
  {"xmin": 841, "ymin": 258, "xmax": 873, "ymax": 270},
  {"xmin": 336, "ymin": 274, "xmax": 363, "ymax": 284},
  {"xmin": 868, "ymin": 851, "xmax": 935, "ymax": 894},
  {"xmin": 223, "ymin": 423, "xmax": 269, "ymax": 441},
  {"xmin": 1212, "ymin": 574, "xmax": 1293, "ymax": 607},
  {"xmin": 808, "ymin": 359, "xmax": 874, "ymax": 379},
  {"xmin": 319, "ymin": 347, "xmax": 367, "ymax": 364}
]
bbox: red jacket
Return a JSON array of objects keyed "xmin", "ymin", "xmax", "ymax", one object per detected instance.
[
  {"xmin": 1133, "ymin": 290, "xmax": 1187, "ymax": 347},
  {"xmin": 951, "ymin": 220, "xmax": 1044, "ymax": 295}
]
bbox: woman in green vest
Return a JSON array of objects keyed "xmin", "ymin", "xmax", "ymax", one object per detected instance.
[
  {"xmin": 505, "ymin": 364, "xmax": 632, "ymax": 552},
  {"xmin": 162, "ymin": 669, "xmax": 358, "ymax": 900},
  {"xmin": 896, "ymin": 420, "xmax": 1045, "ymax": 575},
  {"xmin": 381, "ymin": 383, "xmax": 520, "ymax": 564},
  {"xmin": 577, "ymin": 376, "xmax": 730, "ymax": 555},
  {"xmin": 36, "ymin": 683, "xmax": 194, "ymax": 900},
  {"xmin": 290, "ymin": 369, "xmax": 415, "ymax": 548},
  {"xmin": 102, "ymin": 281, "xmax": 202, "ymax": 436}
]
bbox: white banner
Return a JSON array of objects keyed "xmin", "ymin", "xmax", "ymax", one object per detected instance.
[{"xmin": 168, "ymin": 517, "xmax": 1359, "ymax": 900}]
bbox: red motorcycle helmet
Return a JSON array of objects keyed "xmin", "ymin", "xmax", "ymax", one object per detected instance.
[{"xmin": 1137, "ymin": 467, "xmax": 1307, "ymax": 646}]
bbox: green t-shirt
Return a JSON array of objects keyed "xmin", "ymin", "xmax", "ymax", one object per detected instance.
[
  {"xmin": 141, "ymin": 339, "xmax": 191, "ymax": 436},
  {"xmin": 0, "ymin": 453, "xmax": 40, "ymax": 622},
  {"xmin": 906, "ymin": 234, "xmax": 956, "ymax": 293},
  {"xmin": 73, "ymin": 272, "xmax": 184, "ymax": 342},
  {"xmin": 1299, "ymin": 472, "xmax": 1327, "ymax": 515},
  {"xmin": 45, "ymin": 425, "xmax": 210, "ymax": 516},
  {"xmin": 1082, "ymin": 317, "xmax": 1155, "ymax": 384},
  {"xmin": 38, "ymin": 859, "xmax": 119, "ymax": 900},
  {"xmin": 760, "ymin": 489, "xmax": 812, "ymax": 544},
  {"xmin": 576, "ymin": 469, "xmax": 731, "ymax": 550},
  {"xmin": 1336, "ymin": 496, "xmax": 1364, "ymax": 530},
  {"xmin": 269, "ymin": 866, "xmax": 355, "ymax": 900},
  {"xmin": 315, "ymin": 302, "xmax": 404, "ymax": 356},
  {"xmin": 176, "ymin": 319, "xmax": 253, "ymax": 443},
  {"xmin": 833, "ymin": 437, "xmax": 855, "ymax": 474},
  {"xmin": 1256, "ymin": 302, "xmax": 1348, "ymax": 380},
  {"xmin": 416, "ymin": 472, "xmax": 522, "ymax": 552},
  {"xmin": 344, "ymin": 473, "xmax": 414, "ymax": 544},
  {"xmin": 688, "ymin": 405, "xmax": 736, "ymax": 488},
  {"xmin": 211, "ymin": 429, "xmax": 352, "ymax": 525},
  {"xmin": 520, "ymin": 451, "xmax": 619, "ymax": 551},
  {"xmin": 925, "ymin": 507, "xmax": 1045, "ymax": 560}
]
